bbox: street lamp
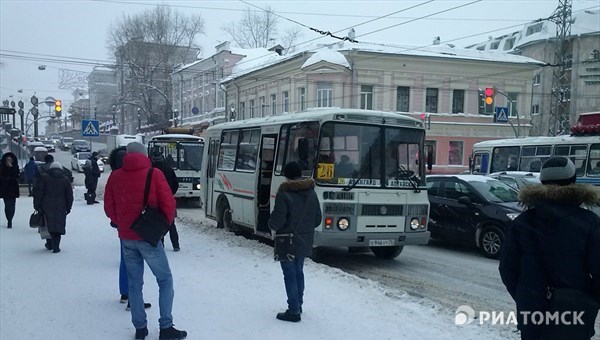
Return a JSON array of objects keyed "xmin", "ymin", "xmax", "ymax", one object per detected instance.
[
  {"xmin": 173, "ymin": 109, "xmax": 178, "ymax": 127},
  {"xmin": 94, "ymin": 106, "xmax": 97, "ymax": 120},
  {"xmin": 137, "ymin": 108, "xmax": 141, "ymax": 130}
]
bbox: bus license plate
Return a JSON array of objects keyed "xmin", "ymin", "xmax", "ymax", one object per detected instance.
[{"xmin": 369, "ymin": 239, "xmax": 394, "ymax": 247}]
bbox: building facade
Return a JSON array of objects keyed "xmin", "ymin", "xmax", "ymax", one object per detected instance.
[{"xmin": 87, "ymin": 66, "xmax": 118, "ymax": 129}]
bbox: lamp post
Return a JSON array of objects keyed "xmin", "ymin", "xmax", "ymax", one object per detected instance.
[
  {"xmin": 173, "ymin": 109, "xmax": 178, "ymax": 127},
  {"xmin": 137, "ymin": 108, "xmax": 141, "ymax": 131},
  {"xmin": 94, "ymin": 106, "xmax": 97, "ymax": 120},
  {"xmin": 111, "ymin": 105, "xmax": 116, "ymax": 127}
]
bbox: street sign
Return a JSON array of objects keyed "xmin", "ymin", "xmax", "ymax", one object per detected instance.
[
  {"xmin": 494, "ymin": 107, "xmax": 509, "ymax": 123},
  {"xmin": 82, "ymin": 119, "xmax": 100, "ymax": 137},
  {"xmin": 192, "ymin": 107, "xmax": 199, "ymax": 115}
]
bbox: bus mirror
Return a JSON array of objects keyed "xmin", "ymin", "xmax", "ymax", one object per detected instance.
[{"xmin": 298, "ymin": 138, "xmax": 309, "ymax": 160}]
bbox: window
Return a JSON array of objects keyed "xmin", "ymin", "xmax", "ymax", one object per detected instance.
[
  {"xmin": 586, "ymin": 144, "xmax": 600, "ymax": 176},
  {"xmin": 476, "ymin": 45, "xmax": 485, "ymax": 51},
  {"xmin": 235, "ymin": 129, "xmax": 261, "ymax": 172},
  {"xmin": 490, "ymin": 146, "xmax": 520, "ymax": 173},
  {"xmin": 554, "ymin": 144, "xmax": 588, "ymax": 176},
  {"xmin": 508, "ymin": 92, "xmax": 518, "ymax": 118},
  {"xmin": 519, "ymin": 145, "xmax": 551, "ymax": 171},
  {"xmin": 532, "ymin": 104, "xmax": 540, "ymax": 114},
  {"xmin": 526, "ymin": 23, "xmax": 543, "ymax": 36},
  {"xmin": 317, "ymin": 82, "xmax": 333, "ymax": 107},
  {"xmin": 490, "ymin": 41, "xmax": 500, "ymax": 50},
  {"xmin": 425, "ymin": 141, "xmax": 437, "ymax": 166},
  {"xmin": 442, "ymin": 180, "xmax": 477, "ymax": 201},
  {"xmin": 299, "ymin": 87, "xmax": 306, "ymax": 111},
  {"xmin": 217, "ymin": 130, "xmax": 239, "ymax": 171},
  {"xmin": 533, "ymin": 74, "xmax": 541, "ymax": 85},
  {"xmin": 396, "ymin": 86, "xmax": 410, "ymax": 112},
  {"xmin": 282, "ymin": 91, "xmax": 289, "ymax": 113},
  {"xmin": 275, "ymin": 122, "xmax": 320, "ymax": 176},
  {"xmin": 504, "ymin": 37, "xmax": 515, "ymax": 50},
  {"xmin": 452, "ymin": 89, "xmax": 465, "ymax": 114},
  {"xmin": 270, "ymin": 94, "xmax": 277, "ymax": 115},
  {"xmin": 426, "ymin": 179, "xmax": 441, "ymax": 197},
  {"xmin": 360, "ymin": 85, "xmax": 373, "ymax": 110},
  {"xmin": 425, "ymin": 88, "xmax": 438, "ymax": 113},
  {"xmin": 239, "ymin": 101, "xmax": 246, "ymax": 119},
  {"xmin": 249, "ymin": 99, "xmax": 255, "ymax": 118},
  {"xmin": 448, "ymin": 141, "xmax": 463, "ymax": 165},
  {"xmin": 259, "ymin": 96, "xmax": 266, "ymax": 117}
]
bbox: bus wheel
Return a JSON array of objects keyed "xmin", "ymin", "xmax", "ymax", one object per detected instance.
[
  {"xmin": 371, "ymin": 246, "xmax": 403, "ymax": 259},
  {"xmin": 221, "ymin": 205, "xmax": 235, "ymax": 232}
]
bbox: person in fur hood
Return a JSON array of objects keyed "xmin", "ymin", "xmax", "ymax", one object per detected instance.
[
  {"xmin": 269, "ymin": 161, "xmax": 322, "ymax": 323},
  {"xmin": 499, "ymin": 156, "xmax": 600, "ymax": 340}
]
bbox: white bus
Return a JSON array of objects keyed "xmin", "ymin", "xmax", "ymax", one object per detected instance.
[
  {"xmin": 200, "ymin": 108, "xmax": 430, "ymax": 259},
  {"xmin": 147, "ymin": 133, "xmax": 205, "ymax": 203},
  {"xmin": 471, "ymin": 135, "xmax": 600, "ymax": 186}
]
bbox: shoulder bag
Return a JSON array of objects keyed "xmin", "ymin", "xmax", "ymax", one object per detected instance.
[{"xmin": 131, "ymin": 168, "xmax": 171, "ymax": 247}]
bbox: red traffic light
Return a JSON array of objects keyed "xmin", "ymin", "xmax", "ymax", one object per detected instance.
[{"xmin": 484, "ymin": 88, "xmax": 494, "ymax": 97}]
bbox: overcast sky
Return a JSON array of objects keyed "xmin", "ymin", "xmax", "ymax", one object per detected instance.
[{"xmin": 1, "ymin": 0, "xmax": 598, "ymax": 113}]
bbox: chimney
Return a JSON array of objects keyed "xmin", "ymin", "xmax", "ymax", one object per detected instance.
[{"xmin": 433, "ymin": 36, "xmax": 440, "ymax": 45}]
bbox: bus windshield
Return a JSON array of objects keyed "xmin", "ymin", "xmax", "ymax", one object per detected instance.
[
  {"xmin": 316, "ymin": 122, "xmax": 425, "ymax": 188},
  {"xmin": 148, "ymin": 140, "xmax": 204, "ymax": 171}
]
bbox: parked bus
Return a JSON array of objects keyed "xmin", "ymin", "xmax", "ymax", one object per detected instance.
[
  {"xmin": 200, "ymin": 108, "xmax": 430, "ymax": 259},
  {"xmin": 147, "ymin": 134, "xmax": 205, "ymax": 203},
  {"xmin": 471, "ymin": 134, "xmax": 600, "ymax": 186}
]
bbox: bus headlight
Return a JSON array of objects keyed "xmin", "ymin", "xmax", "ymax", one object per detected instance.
[
  {"xmin": 194, "ymin": 183, "xmax": 201, "ymax": 190},
  {"xmin": 337, "ymin": 218, "xmax": 349, "ymax": 231},
  {"xmin": 410, "ymin": 218, "xmax": 420, "ymax": 230}
]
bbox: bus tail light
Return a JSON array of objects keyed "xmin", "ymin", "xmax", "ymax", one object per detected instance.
[
  {"xmin": 324, "ymin": 217, "xmax": 333, "ymax": 229},
  {"xmin": 421, "ymin": 217, "xmax": 427, "ymax": 229}
]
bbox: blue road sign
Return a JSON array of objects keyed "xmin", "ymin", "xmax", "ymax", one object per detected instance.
[
  {"xmin": 494, "ymin": 107, "xmax": 509, "ymax": 123},
  {"xmin": 192, "ymin": 107, "xmax": 199, "ymax": 115},
  {"xmin": 82, "ymin": 119, "xmax": 100, "ymax": 137}
]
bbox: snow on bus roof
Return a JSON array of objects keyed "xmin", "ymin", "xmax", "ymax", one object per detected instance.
[
  {"xmin": 151, "ymin": 134, "xmax": 203, "ymax": 141},
  {"xmin": 474, "ymin": 135, "xmax": 600, "ymax": 147}
]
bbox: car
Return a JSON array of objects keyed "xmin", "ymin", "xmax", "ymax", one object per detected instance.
[
  {"xmin": 71, "ymin": 140, "xmax": 91, "ymax": 154},
  {"xmin": 71, "ymin": 152, "xmax": 105, "ymax": 173},
  {"xmin": 40, "ymin": 139, "xmax": 56, "ymax": 152},
  {"xmin": 426, "ymin": 174, "xmax": 523, "ymax": 259},
  {"xmin": 97, "ymin": 149, "xmax": 109, "ymax": 164},
  {"xmin": 50, "ymin": 135, "xmax": 62, "ymax": 145},
  {"xmin": 59, "ymin": 137, "xmax": 74, "ymax": 150},
  {"xmin": 488, "ymin": 171, "xmax": 540, "ymax": 191}
]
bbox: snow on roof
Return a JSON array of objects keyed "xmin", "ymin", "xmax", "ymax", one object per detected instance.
[
  {"xmin": 222, "ymin": 47, "xmax": 284, "ymax": 82},
  {"xmin": 301, "ymin": 48, "xmax": 350, "ymax": 69}
]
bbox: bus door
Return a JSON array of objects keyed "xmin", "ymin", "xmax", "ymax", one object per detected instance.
[
  {"xmin": 256, "ymin": 134, "xmax": 277, "ymax": 234},
  {"xmin": 205, "ymin": 138, "xmax": 220, "ymax": 217},
  {"xmin": 470, "ymin": 152, "xmax": 490, "ymax": 174}
]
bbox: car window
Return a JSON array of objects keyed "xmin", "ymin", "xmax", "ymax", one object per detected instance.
[
  {"xmin": 426, "ymin": 179, "xmax": 441, "ymax": 197},
  {"xmin": 471, "ymin": 180, "xmax": 519, "ymax": 203},
  {"xmin": 496, "ymin": 176, "xmax": 519, "ymax": 191},
  {"xmin": 442, "ymin": 180, "xmax": 476, "ymax": 201}
]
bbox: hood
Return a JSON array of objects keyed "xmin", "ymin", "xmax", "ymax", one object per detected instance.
[
  {"xmin": 518, "ymin": 183, "xmax": 600, "ymax": 208},
  {"xmin": 278, "ymin": 178, "xmax": 315, "ymax": 195},
  {"xmin": 108, "ymin": 147, "xmax": 127, "ymax": 170},
  {"xmin": 122, "ymin": 153, "xmax": 151, "ymax": 172},
  {"xmin": 47, "ymin": 167, "xmax": 65, "ymax": 178},
  {"xmin": 1, "ymin": 152, "xmax": 17, "ymax": 165}
]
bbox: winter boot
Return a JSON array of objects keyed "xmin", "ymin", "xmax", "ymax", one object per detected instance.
[
  {"xmin": 52, "ymin": 235, "xmax": 61, "ymax": 253},
  {"xmin": 135, "ymin": 327, "xmax": 148, "ymax": 340},
  {"xmin": 44, "ymin": 239, "xmax": 53, "ymax": 250},
  {"xmin": 7, "ymin": 220, "xmax": 12, "ymax": 229},
  {"xmin": 159, "ymin": 326, "xmax": 187, "ymax": 340},
  {"xmin": 120, "ymin": 295, "xmax": 128, "ymax": 303},
  {"xmin": 126, "ymin": 302, "xmax": 152, "ymax": 311},
  {"xmin": 276, "ymin": 310, "xmax": 301, "ymax": 322}
]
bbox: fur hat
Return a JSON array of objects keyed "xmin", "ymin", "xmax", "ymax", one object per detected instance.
[
  {"xmin": 283, "ymin": 161, "xmax": 302, "ymax": 179},
  {"xmin": 50, "ymin": 161, "xmax": 62, "ymax": 169},
  {"xmin": 91, "ymin": 151, "xmax": 98, "ymax": 157},
  {"xmin": 44, "ymin": 154, "xmax": 54, "ymax": 163},
  {"xmin": 540, "ymin": 156, "xmax": 576, "ymax": 186},
  {"xmin": 126, "ymin": 142, "xmax": 146, "ymax": 155}
]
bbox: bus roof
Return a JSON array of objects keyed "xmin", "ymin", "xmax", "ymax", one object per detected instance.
[
  {"xmin": 208, "ymin": 108, "xmax": 424, "ymax": 131},
  {"xmin": 150, "ymin": 134, "xmax": 204, "ymax": 142},
  {"xmin": 474, "ymin": 135, "xmax": 600, "ymax": 148}
]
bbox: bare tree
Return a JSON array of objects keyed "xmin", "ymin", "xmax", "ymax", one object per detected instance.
[
  {"xmin": 107, "ymin": 5, "xmax": 204, "ymax": 126},
  {"xmin": 222, "ymin": 6, "xmax": 302, "ymax": 53}
]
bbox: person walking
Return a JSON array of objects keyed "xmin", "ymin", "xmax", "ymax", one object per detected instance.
[
  {"xmin": 0, "ymin": 152, "xmax": 20, "ymax": 229},
  {"xmin": 33, "ymin": 162, "xmax": 73, "ymax": 253},
  {"xmin": 104, "ymin": 142, "xmax": 186, "ymax": 340},
  {"xmin": 269, "ymin": 161, "xmax": 322, "ymax": 322},
  {"xmin": 107, "ymin": 146, "xmax": 151, "ymax": 311},
  {"xmin": 499, "ymin": 156, "xmax": 600, "ymax": 340},
  {"xmin": 24, "ymin": 157, "xmax": 38, "ymax": 197},
  {"xmin": 83, "ymin": 151, "xmax": 101, "ymax": 204},
  {"xmin": 150, "ymin": 151, "xmax": 180, "ymax": 251}
]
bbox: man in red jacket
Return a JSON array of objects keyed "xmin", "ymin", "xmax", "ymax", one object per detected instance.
[{"xmin": 104, "ymin": 142, "xmax": 187, "ymax": 340}]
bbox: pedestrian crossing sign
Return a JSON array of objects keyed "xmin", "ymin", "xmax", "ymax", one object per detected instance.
[
  {"xmin": 81, "ymin": 119, "xmax": 100, "ymax": 137},
  {"xmin": 494, "ymin": 107, "xmax": 509, "ymax": 123}
]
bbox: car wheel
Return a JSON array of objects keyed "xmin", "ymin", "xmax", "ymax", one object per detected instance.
[
  {"xmin": 370, "ymin": 245, "xmax": 404, "ymax": 259},
  {"xmin": 479, "ymin": 226, "xmax": 504, "ymax": 259}
]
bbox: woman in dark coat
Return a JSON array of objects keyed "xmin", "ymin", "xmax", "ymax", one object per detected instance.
[
  {"xmin": 34, "ymin": 162, "xmax": 73, "ymax": 253},
  {"xmin": 151, "ymin": 151, "xmax": 180, "ymax": 251},
  {"xmin": 0, "ymin": 152, "xmax": 20, "ymax": 228},
  {"xmin": 269, "ymin": 161, "xmax": 322, "ymax": 322},
  {"xmin": 499, "ymin": 157, "xmax": 600, "ymax": 340}
]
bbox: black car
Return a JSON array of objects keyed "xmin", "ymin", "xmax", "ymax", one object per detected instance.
[
  {"xmin": 71, "ymin": 139, "xmax": 91, "ymax": 154},
  {"xmin": 426, "ymin": 175, "xmax": 522, "ymax": 258}
]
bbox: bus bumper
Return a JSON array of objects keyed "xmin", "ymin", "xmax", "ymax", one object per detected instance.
[{"xmin": 314, "ymin": 231, "xmax": 430, "ymax": 247}]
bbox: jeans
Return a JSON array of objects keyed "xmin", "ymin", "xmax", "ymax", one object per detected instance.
[
  {"xmin": 119, "ymin": 241, "xmax": 128, "ymax": 296},
  {"xmin": 121, "ymin": 239, "xmax": 174, "ymax": 330},
  {"xmin": 280, "ymin": 256, "xmax": 305, "ymax": 314}
]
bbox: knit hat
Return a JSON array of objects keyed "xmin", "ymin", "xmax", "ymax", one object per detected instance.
[
  {"xmin": 283, "ymin": 161, "xmax": 302, "ymax": 179},
  {"xmin": 50, "ymin": 161, "xmax": 62, "ymax": 169},
  {"xmin": 126, "ymin": 142, "xmax": 146, "ymax": 155},
  {"xmin": 44, "ymin": 154, "xmax": 54, "ymax": 163},
  {"xmin": 91, "ymin": 151, "xmax": 98, "ymax": 157},
  {"xmin": 540, "ymin": 156, "xmax": 576, "ymax": 186}
]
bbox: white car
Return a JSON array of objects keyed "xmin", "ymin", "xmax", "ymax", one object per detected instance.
[{"xmin": 71, "ymin": 152, "xmax": 105, "ymax": 173}]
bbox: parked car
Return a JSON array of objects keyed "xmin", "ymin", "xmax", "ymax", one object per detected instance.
[
  {"xmin": 426, "ymin": 174, "xmax": 522, "ymax": 259},
  {"xmin": 71, "ymin": 152, "xmax": 104, "ymax": 173},
  {"xmin": 71, "ymin": 139, "xmax": 91, "ymax": 154},
  {"xmin": 59, "ymin": 137, "xmax": 74, "ymax": 150},
  {"xmin": 40, "ymin": 139, "xmax": 56, "ymax": 152},
  {"xmin": 488, "ymin": 171, "xmax": 540, "ymax": 191}
]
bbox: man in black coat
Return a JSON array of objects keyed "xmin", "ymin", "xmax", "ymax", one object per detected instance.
[
  {"xmin": 499, "ymin": 157, "xmax": 600, "ymax": 340},
  {"xmin": 151, "ymin": 151, "xmax": 181, "ymax": 251},
  {"xmin": 83, "ymin": 151, "xmax": 101, "ymax": 204}
]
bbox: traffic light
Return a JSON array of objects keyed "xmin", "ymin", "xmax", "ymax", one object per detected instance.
[
  {"xmin": 54, "ymin": 100, "xmax": 62, "ymax": 117},
  {"xmin": 484, "ymin": 87, "xmax": 495, "ymax": 105}
]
